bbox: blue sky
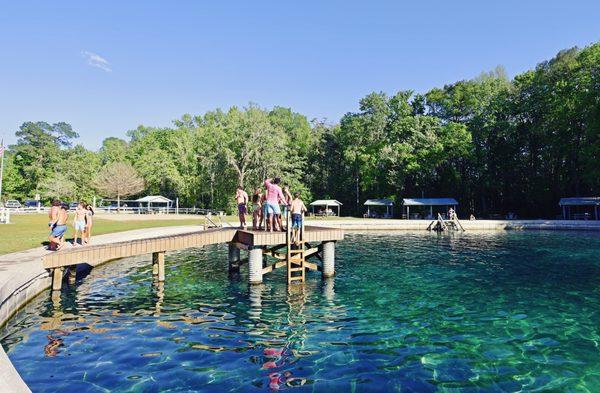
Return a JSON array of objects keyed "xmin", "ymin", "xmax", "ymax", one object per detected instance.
[{"xmin": 1, "ymin": 1, "xmax": 599, "ymax": 149}]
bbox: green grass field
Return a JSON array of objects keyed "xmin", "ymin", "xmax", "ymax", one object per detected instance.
[{"xmin": 0, "ymin": 214, "xmax": 207, "ymax": 255}]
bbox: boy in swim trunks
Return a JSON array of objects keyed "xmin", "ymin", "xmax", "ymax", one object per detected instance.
[
  {"xmin": 49, "ymin": 204, "xmax": 69, "ymax": 250},
  {"xmin": 73, "ymin": 202, "xmax": 87, "ymax": 246},
  {"xmin": 235, "ymin": 186, "xmax": 249, "ymax": 229},
  {"xmin": 48, "ymin": 199, "xmax": 61, "ymax": 250},
  {"xmin": 290, "ymin": 192, "xmax": 307, "ymax": 245}
]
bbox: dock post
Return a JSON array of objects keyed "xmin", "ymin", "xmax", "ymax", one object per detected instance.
[
  {"xmin": 153, "ymin": 252, "xmax": 165, "ymax": 281},
  {"xmin": 248, "ymin": 247, "xmax": 263, "ymax": 284},
  {"xmin": 228, "ymin": 243, "xmax": 241, "ymax": 272},
  {"xmin": 67, "ymin": 266, "xmax": 76, "ymax": 285},
  {"xmin": 52, "ymin": 267, "xmax": 64, "ymax": 291},
  {"xmin": 322, "ymin": 241, "xmax": 335, "ymax": 278}
]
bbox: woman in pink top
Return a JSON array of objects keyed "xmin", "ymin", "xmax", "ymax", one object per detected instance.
[{"xmin": 264, "ymin": 177, "xmax": 286, "ymax": 232}]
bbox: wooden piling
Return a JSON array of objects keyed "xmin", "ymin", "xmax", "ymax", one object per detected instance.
[
  {"xmin": 228, "ymin": 243, "xmax": 241, "ymax": 272},
  {"xmin": 52, "ymin": 267, "xmax": 64, "ymax": 291},
  {"xmin": 153, "ymin": 251, "xmax": 165, "ymax": 281}
]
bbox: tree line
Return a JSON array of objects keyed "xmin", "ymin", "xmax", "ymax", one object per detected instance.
[{"xmin": 3, "ymin": 42, "xmax": 599, "ymax": 217}]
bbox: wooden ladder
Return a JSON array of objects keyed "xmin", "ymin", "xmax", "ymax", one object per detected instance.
[{"xmin": 287, "ymin": 210, "xmax": 306, "ymax": 284}]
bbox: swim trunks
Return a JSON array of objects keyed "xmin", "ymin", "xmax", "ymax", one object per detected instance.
[
  {"xmin": 52, "ymin": 225, "xmax": 67, "ymax": 238},
  {"xmin": 238, "ymin": 203, "xmax": 247, "ymax": 214},
  {"xmin": 292, "ymin": 213, "xmax": 302, "ymax": 228},
  {"xmin": 74, "ymin": 220, "xmax": 86, "ymax": 231},
  {"xmin": 265, "ymin": 202, "xmax": 281, "ymax": 215}
]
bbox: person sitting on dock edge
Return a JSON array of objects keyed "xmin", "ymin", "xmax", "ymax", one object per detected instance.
[{"xmin": 235, "ymin": 186, "xmax": 249, "ymax": 229}]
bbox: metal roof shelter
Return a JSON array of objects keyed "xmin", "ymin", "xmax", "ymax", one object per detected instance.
[
  {"xmin": 559, "ymin": 197, "xmax": 599, "ymax": 220},
  {"xmin": 402, "ymin": 198, "xmax": 458, "ymax": 219},
  {"xmin": 136, "ymin": 195, "xmax": 173, "ymax": 209},
  {"xmin": 309, "ymin": 199, "xmax": 342, "ymax": 216},
  {"xmin": 364, "ymin": 199, "xmax": 394, "ymax": 218}
]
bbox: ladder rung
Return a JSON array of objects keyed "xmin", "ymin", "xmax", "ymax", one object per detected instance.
[
  {"xmin": 289, "ymin": 276, "xmax": 304, "ymax": 281},
  {"xmin": 289, "ymin": 268, "xmax": 304, "ymax": 272},
  {"xmin": 290, "ymin": 249, "xmax": 304, "ymax": 253},
  {"xmin": 288, "ymin": 258, "xmax": 304, "ymax": 263}
]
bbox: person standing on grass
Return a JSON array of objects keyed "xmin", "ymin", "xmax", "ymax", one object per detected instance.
[
  {"xmin": 84, "ymin": 203, "xmax": 94, "ymax": 244},
  {"xmin": 264, "ymin": 177, "xmax": 286, "ymax": 232},
  {"xmin": 49, "ymin": 204, "xmax": 69, "ymax": 250},
  {"xmin": 251, "ymin": 188, "xmax": 263, "ymax": 230},
  {"xmin": 235, "ymin": 186, "xmax": 249, "ymax": 229},
  {"xmin": 48, "ymin": 199, "xmax": 61, "ymax": 250},
  {"xmin": 72, "ymin": 202, "xmax": 87, "ymax": 246}
]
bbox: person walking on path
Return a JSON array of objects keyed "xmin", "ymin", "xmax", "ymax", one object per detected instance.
[
  {"xmin": 84, "ymin": 203, "xmax": 94, "ymax": 244},
  {"xmin": 73, "ymin": 202, "xmax": 87, "ymax": 246},
  {"xmin": 49, "ymin": 204, "xmax": 69, "ymax": 250},
  {"xmin": 251, "ymin": 188, "xmax": 263, "ymax": 230},
  {"xmin": 235, "ymin": 186, "xmax": 249, "ymax": 229},
  {"xmin": 48, "ymin": 199, "xmax": 61, "ymax": 250},
  {"xmin": 264, "ymin": 177, "xmax": 286, "ymax": 232}
]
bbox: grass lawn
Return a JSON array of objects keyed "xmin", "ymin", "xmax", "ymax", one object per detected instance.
[{"xmin": 0, "ymin": 214, "xmax": 207, "ymax": 255}]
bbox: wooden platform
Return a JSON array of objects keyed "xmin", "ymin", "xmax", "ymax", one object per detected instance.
[{"xmin": 42, "ymin": 226, "xmax": 343, "ymax": 269}]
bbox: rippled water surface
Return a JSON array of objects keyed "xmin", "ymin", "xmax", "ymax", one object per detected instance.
[{"xmin": 2, "ymin": 231, "xmax": 600, "ymax": 392}]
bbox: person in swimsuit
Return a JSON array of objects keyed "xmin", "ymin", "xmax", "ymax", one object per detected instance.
[
  {"xmin": 290, "ymin": 192, "xmax": 307, "ymax": 245},
  {"xmin": 235, "ymin": 186, "xmax": 249, "ymax": 229},
  {"xmin": 47, "ymin": 199, "xmax": 61, "ymax": 250},
  {"xmin": 264, "ymin": 177, "xmax": 286, "ymax": 232},
  {"xmin": 83, "ymin": 203, "xmax": 94, "ymax": 244},
  {"xmin": 251, "ymin": 188, "xmax": 263, "ymax": 230},
  {"xmin": 73, "ymin": 202, "xmax": 87, "ymax": 246},
  {"xmin": 281, "ymin": 185, "xmax": 293, "ymax": 229},
  {"xmin": 49, "ymin": 204, "xmax": 69, "ymax": 250}
]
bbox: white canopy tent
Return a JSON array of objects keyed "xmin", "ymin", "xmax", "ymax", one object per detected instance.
[
  {"xmin": 135, "ymin": 195, "xmax": 173, "ymax": 211},
  {"xmin": 364, "ymin": 199, "xmax": 394, "ymax": 218},
  {"xmin": 309, "ymin": 199, "xmax": 342, "ymax": 216}
]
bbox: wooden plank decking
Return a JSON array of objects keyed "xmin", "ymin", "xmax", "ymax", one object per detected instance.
[{"xmin": 42, "ymin": 226, "xmax": 344, "ymax": 269}]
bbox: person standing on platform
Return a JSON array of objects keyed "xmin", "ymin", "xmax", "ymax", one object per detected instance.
[
  {"xmin": 235, "ymin": 186, "xmax": 249, "ymax": 229},
  {"xmin": 290, "ymin": 192, "xmax": 307, "ymax": 245},
  {"xmin": 73, "ymin": 202, "xmax": 87, "ymax": 246},
  {"xmin": 264, "ymin": 177, "xmax": 286, "ymax": 232},
  {"xmin": 251, "ymin": 188, "xmax": 263, "ymax": 230}
]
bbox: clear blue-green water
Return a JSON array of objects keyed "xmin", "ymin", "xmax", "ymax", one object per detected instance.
[{"xmin": 2, "ymin": 231, "xmax": 600, "ymax": 392}]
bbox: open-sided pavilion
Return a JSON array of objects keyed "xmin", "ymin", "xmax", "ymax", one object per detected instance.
[
  {"xmin": 309, "ymin": 199, "xmax": 342, "ymax": 216},
  {"xmin": 559, "ymin": 197, "xmax": 600, "ymax": 220},
  {"xmin": 402, "ymin": 198, "xmax": 458, "ymax": 219},
  {"xmin": 364, "ymin": 199, "xmax": 394, "ymax": 218}
]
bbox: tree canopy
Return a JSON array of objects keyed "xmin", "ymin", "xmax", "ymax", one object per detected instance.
[{"xmin": 3, "ymin": 42, "xmax": 600, "ymax": 217}]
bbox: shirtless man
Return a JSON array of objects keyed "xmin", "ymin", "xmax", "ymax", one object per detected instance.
[
  {"xmin": 235, "ymin": 186, "xmax": 249, "ymax": 229},
  {"xmin": 49, "ymin": 204, "xmax": 69, "ymax": 250},
  {"xmin": 73, "ymin": 202, "xmax": 87, "ymax": 246},
  {"xmin": 47, "ymin": 199, "xmax": 61, "ymax": 250}
]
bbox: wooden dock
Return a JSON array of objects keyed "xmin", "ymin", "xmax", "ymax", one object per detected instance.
[{"xmin": 42, "ymin": 225, "xmax": 344, "ymax": 290}]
